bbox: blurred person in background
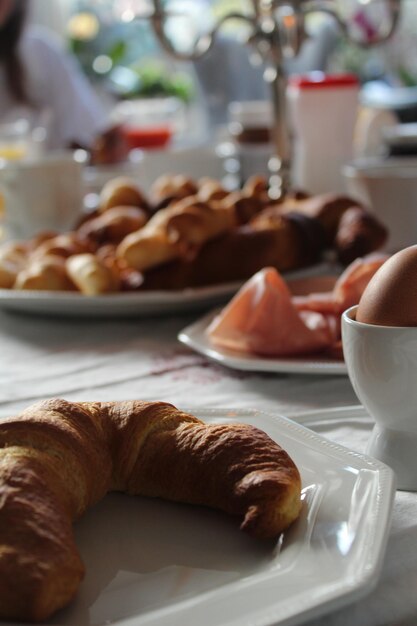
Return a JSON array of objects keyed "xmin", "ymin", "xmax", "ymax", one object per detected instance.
[{"xmin": 0, "ymin": 0, "xmax": 127, "ymax": 162}]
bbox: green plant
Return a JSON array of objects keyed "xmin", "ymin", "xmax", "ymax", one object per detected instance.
[{"xmin": 124, "ymin": 63, "xmax": 195, "ymax": 102}]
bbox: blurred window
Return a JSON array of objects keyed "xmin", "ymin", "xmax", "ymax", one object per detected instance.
[{"xmin": 62, "ymin": 0, "xmax": 417, "ymax": 131}]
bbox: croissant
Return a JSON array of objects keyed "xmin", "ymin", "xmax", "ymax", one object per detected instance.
[{"xmin": 0, "ymin": 398, "xmax": 302, "ymax": 622}]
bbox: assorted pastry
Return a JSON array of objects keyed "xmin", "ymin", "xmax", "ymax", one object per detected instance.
[
  {"xmin": 0, "ymin": 173, "xmax": 388, "ymax": 294},
  {"xmin": 207, "ymin": 253, "xmax": 389, "ymax": 360},
  {"xmin": 0, "ymin": 398, "xmax": 302, "ymax": 622}
]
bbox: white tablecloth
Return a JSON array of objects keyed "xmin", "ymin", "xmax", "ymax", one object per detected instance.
[{"xmin": 1, "ymin": 308, "xmax": 416, "ymax": 626}]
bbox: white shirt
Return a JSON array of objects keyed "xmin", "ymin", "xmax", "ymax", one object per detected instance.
[{"xmin": 0, "ymin": 26, "xmax": 108, "ymax": 149}]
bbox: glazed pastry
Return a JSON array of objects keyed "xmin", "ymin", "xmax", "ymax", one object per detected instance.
[
  {"xmin": 140, "ymin": 216, "xmax": 326, "ymax": 290},
  {"xmin": 95, "ymin": 245, "xmax": 144, "ymax": 291},
  {"xmin": 0, "ymin": 242, "xmax": 28, "ymax": 288},
  {"xmin": 66, "ymin": 253, "xmax": 121, "ymax": 295},
  {"xmin": 0, "ymin": 175, "xmax": 389, "ymax": 293},
  {"xmin": 14, "ymin": 255, "xmax": 75, "ymax": 291},
  {"xmin": 99, "ymin": 176, "xmax": 149, "ymax": 213},
  {"xmin": 243, "ymin": 174, "xmax": 269, "ymax": 197},
  {"xmin": 277, "ymin": 193, "xmax": 361, "ymax": 243},
  {"xmin": 162, "ymin": 196, "xmax": 237, "ymax": 248},
  {"xmin": 197, "ymin": 178, "xmax": 230, "ymax": 203},
  {"xmin": 31, "ymin": 233, "xmax": 93, "ymax": 259},
  {"xmin": 28, "ymin": 230, "xmax": 59, "ymax": 250},
  {"xmin": 77, "ymin": 206, "xmax": 148, "ymax": 245},
  {"xmin": 117, "ymin": 196, "xmax": 237, "ymax": 271},
  {"xmin": 153, "ymin": 173, "xmax": 199, "ymax": 198},
  {"xmin": 0, "ymin": 398, "xmax": 302, "ymax": 621},
  {"xmin": 221, "ymin": 190, "xmax": 267, "ymax": 225},
  {"xmin": 250, "ymin": 211, "xmax": 327, "ymax": 264},
  {"xmin": 334, "ymin": 206, "xmax": 388, "ymax": 265},
  {"xmin": 255, "ymin": 194, "xmax": 388, "ymax": 264},
  {"xmin": 191, "ymin": 215, "xmax": 325, "ymax": 281},
  {"xmin": 117, "ymin": 230, "xmax": 183, "ymax": 272},
  {"xmin": 150, "ymin": 174, "xmax": 198, "ymax": 208}
]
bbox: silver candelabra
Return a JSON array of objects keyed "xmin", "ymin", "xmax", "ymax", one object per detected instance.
[{"xmin": 147, "ymin": 0, "xmax": 401, "ymax": 197}]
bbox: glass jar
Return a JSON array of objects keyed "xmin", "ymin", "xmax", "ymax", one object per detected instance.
[{"xmin": 227, "ymin": 100, "xmax": 274, "ymax": 185}]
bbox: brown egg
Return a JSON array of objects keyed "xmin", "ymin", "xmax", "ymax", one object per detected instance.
[{"xmin": 356, "ymin": 245, "xmax": 417, "ymax": 326}]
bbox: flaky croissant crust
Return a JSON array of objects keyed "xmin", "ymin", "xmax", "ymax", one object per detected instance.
[{"xmin": 0, "ymin": 398, "xmax": 301, "ymax": 623}]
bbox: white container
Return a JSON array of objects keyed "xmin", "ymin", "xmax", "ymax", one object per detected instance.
[
  {"xmin": 287, "ymin": 72, "xmax": 359, "ymax": 195},
  {"xmin": 342, "ymin": 304, "xmax": 417, "ymax": 491},
  {"xmin": 0, "ymin": 151, "xmax": 84, "ymax": 240},
  {"xmin": 343, "ymin": 158, "xmax": 417, "ymax": 252}
]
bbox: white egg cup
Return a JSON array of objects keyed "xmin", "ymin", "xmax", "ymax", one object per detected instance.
[{"xmin": 342, "ymin": 305, "xmax": 417, "ymax": 491}]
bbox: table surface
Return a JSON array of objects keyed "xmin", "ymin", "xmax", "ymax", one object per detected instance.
[{"xmin": 1, "ymin": 307, "xmax": 416, "ymax": 626}]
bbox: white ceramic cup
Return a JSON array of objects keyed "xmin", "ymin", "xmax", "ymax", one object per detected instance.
[
  {"xmin": 342, "ymin": 304, "xmax": 417, "ymax": 490},
  {"xmin": 0, "ymin": 152, "xmax": 84, "ymax": 240},
  {"xmin": 343, "ymin": 158, "xmax": 417, "ymax": 252}
]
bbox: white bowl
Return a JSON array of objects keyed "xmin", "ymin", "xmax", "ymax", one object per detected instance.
[
  {"xmin": 342, "ymin": 304, "xmax": 417, "ymax": 490},
  {"xmin": 343, "ymin": 158, "xmax": 417, "ymax": 252}
]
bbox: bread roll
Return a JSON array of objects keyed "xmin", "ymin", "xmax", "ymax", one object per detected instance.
[
  {"xmin": 99, "ymin": 177, "xmax": 148, "ymax": 213},
  {"xmin": 277, "ymin": 193, "xmax": 360, "ymax": 243},
  {"xmin": 220, "ymin": 190, "xmax": 267, "ymax": 225},
  {"xmin": 197, "ymin": 178, "xmax": 229, "ymax": 202},
  {"xmin": 150, "ymin": 174, "xmax": 198, "ymax": 207},
  {"xmin": 335, "ymin": 206, "xmax": 388, "ymax": 265},
  {"xmin": 0, "ymin": 242, "xmax": 28, "ymax": 288},
  {"xmin": 163, "ymin": 197, "xmax": 237, "ymax": 248},
  {"xmin": 77, "ymin": 206, "xmax": 148, "ymax": 245},
  {"xmin": 66, "ymin": 253, "xmax": 120, "ymax": 295},
  {"xmin": 31, "ymin": 233, "xmax": 93, "ymax": 259},
  {"xmin": 14, "ymin": 256, "xmax": 75, "ymax": 291},
  {"xmin": 117, "ymin": 230, "xmax": 182, "ymax": 272}
]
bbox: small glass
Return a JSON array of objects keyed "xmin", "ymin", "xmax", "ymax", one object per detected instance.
[
  {"xmin": 113, "ymin": 97, "xmax": 185, "ymax": 151},
  {"xmin": 0, "ymin": 119, "xmax": 30, "ymax": 162}
]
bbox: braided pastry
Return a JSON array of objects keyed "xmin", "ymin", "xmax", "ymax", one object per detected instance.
[
  {"xmin": 0, "ymin": 398, "xmax": 302, "ymax": 622},
  {"xmin": 117, "ymin": 196, "xmax": 236, "ymax": 271}
]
